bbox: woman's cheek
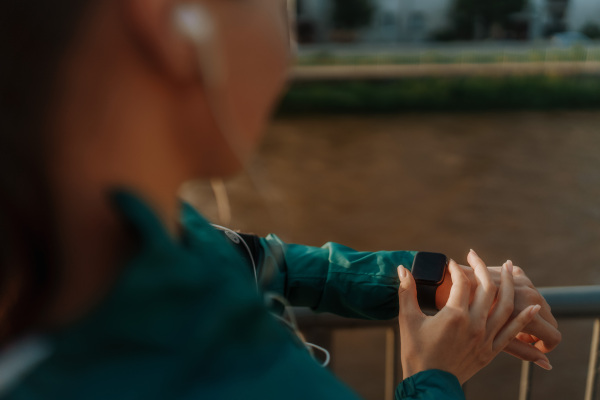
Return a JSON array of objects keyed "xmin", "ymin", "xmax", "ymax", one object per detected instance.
[{"xmin": 223, "ymin": 14, "xmax": 290, "ymax": 151}]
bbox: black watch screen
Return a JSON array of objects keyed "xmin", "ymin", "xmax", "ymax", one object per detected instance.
[{"xmin": 411, "ymin": 252, "xmax": 448, "ymax": 285}]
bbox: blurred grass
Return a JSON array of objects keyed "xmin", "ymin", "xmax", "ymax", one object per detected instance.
[{"xmin": 277, "ymin": 76, "xmax": 600, "ymax": 114}]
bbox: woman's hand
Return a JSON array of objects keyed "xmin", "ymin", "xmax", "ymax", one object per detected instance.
[
  {"xmin": 434, "ymin": 258, "xmax": 559, "ymax": 370},
  {"xmin": 487, "ymin": 265, "xmax": 559, "ymax": 368},
  {"xmin": 398, "ymin": 251, "xmax": 541, "ymax": 384}
]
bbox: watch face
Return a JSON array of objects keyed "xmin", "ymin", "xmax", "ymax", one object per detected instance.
[{"xmin": 411, "ymin": 252, "xmax": 448, "ymax": 285}]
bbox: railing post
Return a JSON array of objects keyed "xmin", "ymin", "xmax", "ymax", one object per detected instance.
[
  {"xmin": 518, "ymin": 361, "xmax": 532, "ymax": 400},
  {"xmin": 585, "ymin": 319, "xmax": 600, "ymax": 400},
  {"xmin": 384, "ymin": 327, "xmax": 399, "ymax": 400}
]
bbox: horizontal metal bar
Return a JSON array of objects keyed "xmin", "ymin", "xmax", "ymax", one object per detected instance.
[
  {"xmin": 539, "ymin": 286, "xmax": 600, "ymax": 319},
  {"xmin": 294, "ymin": 286, "xmax": 600, "ymax": 328}
]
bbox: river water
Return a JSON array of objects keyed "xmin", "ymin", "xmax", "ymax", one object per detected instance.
[{"xmin": 183, "ymin": 111, "xmax": 600, "ymax": 399}]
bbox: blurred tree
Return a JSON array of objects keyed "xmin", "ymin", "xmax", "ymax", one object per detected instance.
[
  {"xmin": 581, "ymin": 22, "xmax": 600, "ymax": 39},
  {"xmin": 449, "ymin": 0, "xmax": 526, "ymax": 39},
  {"xmin": 331, "ymin": 0, "xmax": 375, "ymax": 30}
]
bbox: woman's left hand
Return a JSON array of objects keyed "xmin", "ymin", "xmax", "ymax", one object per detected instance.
[{"xmin": 434, "ymin": 255, "xmax": 559, "ymax": 370}]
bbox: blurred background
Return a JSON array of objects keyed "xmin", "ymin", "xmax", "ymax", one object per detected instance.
[{"xmin": 182, "ymin": 0, "xmax": 600, "ymax": 398}]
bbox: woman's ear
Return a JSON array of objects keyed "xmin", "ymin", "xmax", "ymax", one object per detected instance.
[
  {"xmin": 171, "ymin": 2, "xmax": 225, "ymax": 86},
  {"xmin": 122, "ymin": 0, "xmax": 202, "ymax": 82}
]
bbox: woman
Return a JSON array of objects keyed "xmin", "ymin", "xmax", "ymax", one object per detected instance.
[{"xmin": 0, "ymin": 0, "xmax": 560, "ymax": 399}]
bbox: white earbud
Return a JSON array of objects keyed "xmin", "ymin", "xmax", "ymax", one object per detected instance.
[
  {"xmin": 173, "ymin": 2, "xmax": 223, "ymax": 85},
  {"xmin": 172, "ymin": 2, "xmax": 241, "ymax": 168},
  {"xmin": 173, "ymin": 3, "xmax": 214, "ymax": 45}
]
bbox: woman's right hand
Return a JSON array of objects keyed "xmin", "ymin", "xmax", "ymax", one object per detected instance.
[{"xmin": 397, "ymin": 251, "xmax": 541, "ymax": 384}]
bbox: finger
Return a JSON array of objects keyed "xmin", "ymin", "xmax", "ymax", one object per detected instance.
[
  {"xmin": 538, "ymin": 295, "xmax": 558, "ymax": 329},
  {"xmin": 492, "ymin": 265, "xmax": 559, "ymax": 336},
  {"xmin": 516, "ymin": 332, "xmax": 538, "ymax": 344},
  {"xmin": 445, "ymin": 260, "xmax": 470, "ymax": 311},
  {"xmin": 512, "ymin": 267, "xmax": 558, "ymax": 329},
  {"xmin": 511, "ymin": 264, "xmax": 529, "ymax": 278},
  {"xmin": 518, "ymin": 313, "xmax": 562, "ymax": 353},
  {"xmin": 487, "ymin": 262, "xmax": 515, "ymax": 337},
  {"xmin": 493, "ymin": 304, "xmax": 541, "ymax": 353},
  {"xmin": 468, "ymin": 250, "xmax": 497, "ymax": 319},
  {"xmin": 397, "ymin": 266, "xmax": 423, "ymax": 323},
  {"xmin": 488, "ymin": 266, "xmax": 558, "ymax": 328},
  {"xmin": 503, "ymin": 339, "xmax": 553, "ymax": 370},
  {"xmin": 487, "ymin": 266, "xmax": 503, "ymax": 286}
]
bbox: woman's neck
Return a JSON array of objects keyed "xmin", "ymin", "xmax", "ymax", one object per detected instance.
[
  {"xmin": 44, "ymin": 108, "xmax": 187, "ymax": 329},
  {"xmin": 43, "ymin": 33, "xmax": 190, "ymax": 329}
]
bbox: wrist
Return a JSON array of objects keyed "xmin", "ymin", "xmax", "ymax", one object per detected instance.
[
  {"xmin": 435, "ymin": 268, "xmax": 452, "ymax": 310},
  {"xmin": 412, "ymin": 252, "xmax": 449, "ymax": 313},
  {"xmin": 435, "ymin": 264, "xmax": 476, "ymax": 309}
]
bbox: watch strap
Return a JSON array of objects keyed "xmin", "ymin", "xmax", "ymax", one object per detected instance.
[{"xmin": 416, "ymin": 283, "xmax": 438, "ymax": 314}]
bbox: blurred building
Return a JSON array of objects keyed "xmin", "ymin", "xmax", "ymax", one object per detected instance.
[{"xmin": 296, "ymin": 0, "xmax": 600, "ymax": 44}]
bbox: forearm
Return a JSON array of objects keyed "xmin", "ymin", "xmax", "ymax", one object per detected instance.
[{"xmin": 258, "ymin": 234, "xmax": 416, "ymax": 320}]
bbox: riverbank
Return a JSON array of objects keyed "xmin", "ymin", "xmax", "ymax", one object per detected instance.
[{"xmin": 277, "ymin": 75, "xmax": 600, "ymax": 114}]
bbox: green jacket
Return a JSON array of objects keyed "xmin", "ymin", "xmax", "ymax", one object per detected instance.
[{"xmin": 1, "ymin": 192, "xmax": 464, "ymax": 400}]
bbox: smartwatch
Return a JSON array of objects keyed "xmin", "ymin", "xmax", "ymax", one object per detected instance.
[{"xmin": 411, "ymin": 252, "xmax": 449, "ymax": 314}]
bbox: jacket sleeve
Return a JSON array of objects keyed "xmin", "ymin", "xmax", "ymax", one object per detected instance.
[
  {"xmin": 396, "ymin": 370, "xmax": 465, "ymax": 400},
  {"xmin": 224, "ymin": 234, "xmax": 465, "ymax": 399},
  {"xmin": 257, "ymin": 234, "xmax": 417, "ymax": 320},
  {"xmin": 177, "ymin": 207, "xmax": 461, "ymax": 400}
]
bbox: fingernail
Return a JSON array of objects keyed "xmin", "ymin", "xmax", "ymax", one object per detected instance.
[
  {"xmin": 530, "ymin": 304, "xmax": 541, "ymax": 317},
  {"xmin": 506, "ymin": 260, "xmax": 514, "ymax": 274},
  {"xmin": 398, "ymin": 265, "xmax": 408, "ymax": 280},
  {"xmin": 470, "ymin": 249, "xmax": 478, "ymax": 256},
  {"xmin": 534, "ymin": 359, "xmax": 553, "ymax": 370}
]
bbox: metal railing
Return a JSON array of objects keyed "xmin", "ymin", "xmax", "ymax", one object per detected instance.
[{"xmin": 295, "ymin": 285, "xmax": 600, "ymax": 400}]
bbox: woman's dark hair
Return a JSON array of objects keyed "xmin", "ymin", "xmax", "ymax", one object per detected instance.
[{"xmin": 0, "ymin": 1, "xmax": 94, "ymax": 345}]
